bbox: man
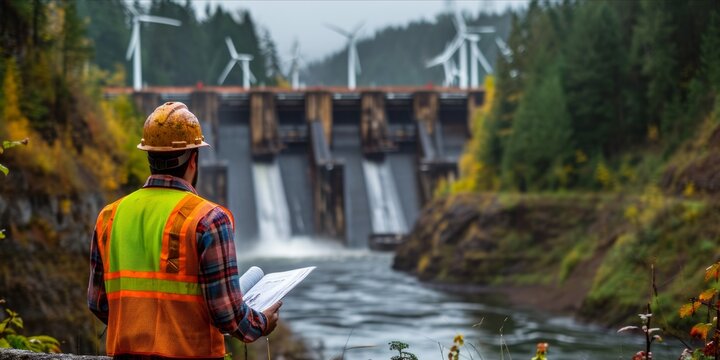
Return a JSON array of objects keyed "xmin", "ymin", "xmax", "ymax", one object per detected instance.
[{"xmin": 87, "ymin": 102, "xmax": 281, "ymax": 358}]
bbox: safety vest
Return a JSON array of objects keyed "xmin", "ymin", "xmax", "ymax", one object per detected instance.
[{"xmin": 95, "ymin": 187, "xmax": 229, "ymax": 358}]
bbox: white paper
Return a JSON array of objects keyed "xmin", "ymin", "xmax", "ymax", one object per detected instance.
[
  {"xmin": 242, "ymin": 266, "xmax": 315, "ymax": 312},
  {"xmin": 239, "ymin": 266, "xmax": 264, "ymax": 295}
]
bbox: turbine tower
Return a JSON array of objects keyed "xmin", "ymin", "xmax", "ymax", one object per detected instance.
[
  {"xmin": 218, "ymin": 37, "xmax": 256, "ymax": 90},
  {"xmin": 326, "ymin": 22, "xmax": 363, "ymax": 90},
  {"xmin": 452, "ymin": 11, "xmax": 469, "ymax": 88},
  {"xmin": 125, "ymin": 7, "xmax": 181, "ymax": 91},
  {"xmin": 288, "ymin": 40, "xmax": 303, "ymax": 90}
]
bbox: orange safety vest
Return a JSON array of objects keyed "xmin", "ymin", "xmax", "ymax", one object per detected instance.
[{"xmin": 96, "ymin": 187, "xmax": 232, "ymax": 358}]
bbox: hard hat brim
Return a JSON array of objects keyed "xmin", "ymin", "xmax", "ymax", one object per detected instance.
[{"xmin": 137, "ymin": 141, "xmax": 211, "ymax": 152}]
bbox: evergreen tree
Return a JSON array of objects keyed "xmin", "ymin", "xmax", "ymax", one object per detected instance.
[
  {"xmin": 701, "ymin": 13, "xmax": 720, "ymax": 92},
  {"xmin": 630, "ymin": 0, "xmax": 677, "ymax": 129},
  {"xmin": 260, "ymin": 29, "xmax": 283, "ymax": 86},
  {"xmin": 501, "ymin": 65, "xmax": 573, "ymax": 191},
  {"xmin": 143, "ymin": 0, "xmax": 204, "ymax": 86},
  {"xmin": 76, "ymin": 0, "xmax": 129, "ymax": 78},
  {"xmin": 563, "ymin": 1, "xmax": 625, "ymax": 156},
  {"xmin": 238, "ymin": 11, "xmax": 266, "ymax": 85}
]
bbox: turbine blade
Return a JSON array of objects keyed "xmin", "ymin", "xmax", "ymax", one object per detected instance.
[
  {"xmin": 495, "ymin": 37, "xmax": 511, "ymax": 58},
  {"xmin": 218, "ymin": 60, "xmax": 237, "ymax": 85},
  {"xmin": 448, "ymin": 36, "xmax": 464, "ymax": 54},
  {"xmin": 325, "ymin": 23, "xmax": 351, "ymax": 38},
  {"xmin": 351, "ymin": 22, "xmax": 364, "ymax": 36},
  {"xmin": 137, "ymin": 15, "xmax": 181, "ymax": 26},
  {"xmin": 225, "ymin": 37, "xmax": 238, "ymax": 58},
  {"xmin": 126, "ymin": 22, "xmax": 139, "ymax": 60},
  {"xmin": 127, "ymin": 5, "xmax": 138, "ymax": 17},
  {"xmin": 453, "ymin": 11, "xmax": 466, "ymax": 34},
  {"xmin": 472, "ymin": 43, "xmax": 493, "ymax": 74},
  {"xmin": 426, "ymin": 37, "xmax": 463, "ymax": 67},
  {"xmin": 426, "ymin": 54, "xmax": 445, "ymax": 68}
]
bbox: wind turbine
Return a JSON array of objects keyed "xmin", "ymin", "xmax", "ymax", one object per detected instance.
[
  {"xmin": 326, "ymin": 22, "xmax": 363, "ymax": 90},
  {"xmin": 218, "ymin": 37, "xmax": 256, "ymax": 89},
  {"xmin": 125, "ymin": 7, "xmax": 181, "ymax": 91},
  {"xmin": 426, "ymin": 37, "xmax": 464, "ymax": 87},
  {"xmin": 427, "ymin": 11, "xmax": 496, "ymax": 88}
]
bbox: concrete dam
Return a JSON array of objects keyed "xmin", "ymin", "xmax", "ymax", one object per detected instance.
[{"xmin": 107, "ymin": 86, "xmax": 485, "ymax": 248}]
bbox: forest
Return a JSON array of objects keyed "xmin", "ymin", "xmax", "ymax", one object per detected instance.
[{"xmin": 450, "ymin": 0, "xmax": 720, "ymax": 194}]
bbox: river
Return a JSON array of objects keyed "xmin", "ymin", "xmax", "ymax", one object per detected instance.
[{"xmin": 238, "ymin": 238, "xmax": 684, "ymax": 360}]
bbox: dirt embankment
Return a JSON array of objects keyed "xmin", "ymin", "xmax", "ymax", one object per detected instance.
[
  {"xmin": 393, "ymin": 192, "xmax": 720, "ymax": 328},
  {"xmin": 393, "ymin": 194, "xmax": 611, "ymax": 314}
]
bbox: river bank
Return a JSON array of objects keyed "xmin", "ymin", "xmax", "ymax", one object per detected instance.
[{"xmin": 393, "ymin": 191, "xmax": 720, "ymax": 330}]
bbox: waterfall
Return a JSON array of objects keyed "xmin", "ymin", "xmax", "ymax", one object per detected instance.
[
  {"xmin": 252, "ymin": 161, "xmax": 291, "ymax": 241},
  {"xmin": 362, "ymin": 159, "xmax": 408, "ymax": 234}
]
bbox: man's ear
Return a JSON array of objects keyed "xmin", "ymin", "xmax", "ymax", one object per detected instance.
[
  {"xmin": 183, "ymin": 150, "xmax": 198, "ymax": 181},
  {"xmin": 190, "ymin": 151, "xmax": 198, "ymax": 170}
]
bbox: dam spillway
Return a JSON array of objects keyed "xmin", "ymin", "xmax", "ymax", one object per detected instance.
[{"xmin": 107, "ymin": 86, "xmax": 484, "ymax": 248}]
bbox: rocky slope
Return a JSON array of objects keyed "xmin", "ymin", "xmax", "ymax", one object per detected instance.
[{"xmin": 0, "ymin": 171, "xmax": 106, "ymax": 353}]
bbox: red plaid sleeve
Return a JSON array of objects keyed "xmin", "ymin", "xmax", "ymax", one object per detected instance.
[{"xmin": 196, "ymin": 206, "xmax": 267, "ymax": 342}]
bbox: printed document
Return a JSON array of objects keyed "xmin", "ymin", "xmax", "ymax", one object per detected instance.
[{"xmin": 239, "ymin": 266, "xmax": 315, "ymax": 312}]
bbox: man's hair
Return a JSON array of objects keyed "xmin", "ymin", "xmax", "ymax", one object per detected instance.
[{"xmin": 148, "ymin": 149, "xmax": 198, "ymax": 178}]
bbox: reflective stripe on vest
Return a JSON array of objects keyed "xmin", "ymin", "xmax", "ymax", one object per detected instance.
[{"xmin": 96, "ymin": 188, "xmax": 226, "ymax": 358}]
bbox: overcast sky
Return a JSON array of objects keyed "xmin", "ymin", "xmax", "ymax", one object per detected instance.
[{"xmin": 191, "ymin": 1, "xmax": 528, "ymax": 63}]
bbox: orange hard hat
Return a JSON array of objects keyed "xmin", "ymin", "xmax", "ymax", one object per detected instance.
[{"xmin": 137, "ymin": 102, "xmax": 210, "ymax": 152}]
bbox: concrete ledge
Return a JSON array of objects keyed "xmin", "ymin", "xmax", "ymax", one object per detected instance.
[{"xmin": 0, "ymin": 349, "xmax": 108, "ymax": 360}]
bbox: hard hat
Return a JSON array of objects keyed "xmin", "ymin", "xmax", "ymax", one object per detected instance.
[{"xmin": 137, "ymin": 102, "xmax": 210, "ymax": 152}]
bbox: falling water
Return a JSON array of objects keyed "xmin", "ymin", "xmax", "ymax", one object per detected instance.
[
  {"xmin": 362, "ymin": 159, "xmax": 407, "ymax": 234},
  {"xmin": 251, "ymin": 161, "xmax": 291, "ymax": 242}
]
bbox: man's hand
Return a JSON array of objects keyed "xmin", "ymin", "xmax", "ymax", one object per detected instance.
[{"xmin": 262, "ymin": 301, "xmax": 282, "ymax": 335}]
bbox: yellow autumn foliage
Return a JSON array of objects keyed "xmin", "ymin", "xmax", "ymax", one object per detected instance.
[
  {"xmin": 594, "ymin": 160, "xmax": 613, "ymax": 190},
  {"xmin": 451, "ymin": 75, "xmax": 499, "ymax": 194},
  {"xmin": 683, "ymin": 182, "xmax": 696, "ymax": 197},
  {"xmin": 1, "ymin": 59, "xmax": 60, "ymax": 176},
  {"xmin": 1, "ymin": 58, "xmax": 147, "ymax": 195}
]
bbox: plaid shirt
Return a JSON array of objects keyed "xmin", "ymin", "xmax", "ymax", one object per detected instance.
[{"xmin": 87, "ymin": 175, "xmax": 267, "ymax": 343}]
